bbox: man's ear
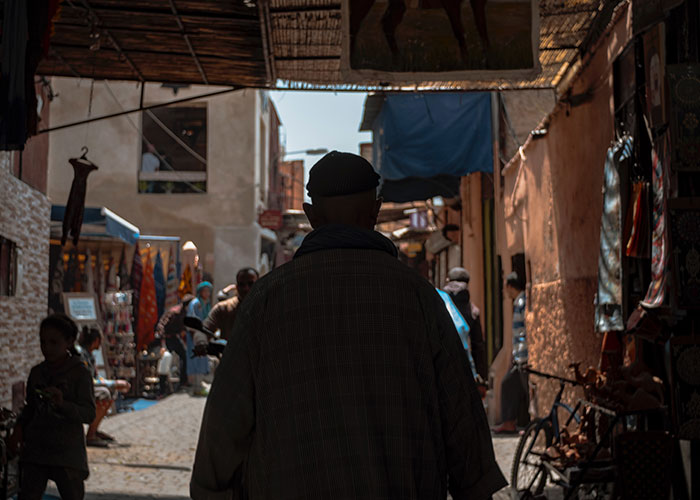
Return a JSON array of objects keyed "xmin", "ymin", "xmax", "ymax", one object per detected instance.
[
  {"xmin": 369, "ymin": 197, "xmax": 383, "ymax": 227},
  {"xmin": 303, "ymin": 202, "xmax": 320, "ymax": 229}
]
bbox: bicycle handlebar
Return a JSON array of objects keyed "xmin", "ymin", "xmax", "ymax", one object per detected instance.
[{"xmin": 524, "ymin": 366, "xmax": 579, "ymax": 385}]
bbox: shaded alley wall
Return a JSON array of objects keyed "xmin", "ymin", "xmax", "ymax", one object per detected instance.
[{"xmin": 501, "ymin": 5, "xmax": 633, "ymax": 414}]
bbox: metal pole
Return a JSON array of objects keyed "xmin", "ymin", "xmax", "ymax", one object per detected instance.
[{"xmin": 37, "ymin": 87, "xmax": 243, "ymax": 134}]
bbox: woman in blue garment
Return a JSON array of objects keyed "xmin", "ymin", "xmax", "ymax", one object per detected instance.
[{"xmin": 186, "ymin": 281, "xmax": 213, "ymax": 396}]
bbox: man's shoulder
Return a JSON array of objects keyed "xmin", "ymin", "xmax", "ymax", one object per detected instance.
[
  {"xmin": 213, "ymin": 296, "xmax": 240, "ymax": 312},
  {"xmin": 250, "ymin": 250, "xmax": 434, "ymax": 299}
]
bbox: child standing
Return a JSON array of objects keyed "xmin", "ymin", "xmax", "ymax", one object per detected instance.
[{"xmin": 8, "ymin": 313, "xmax": 96, "ymax": 500}]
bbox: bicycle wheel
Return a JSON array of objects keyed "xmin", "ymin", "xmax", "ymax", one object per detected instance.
[{"xmin": 511, "ymin": 418, "xmax": 553, "ymax": 497}]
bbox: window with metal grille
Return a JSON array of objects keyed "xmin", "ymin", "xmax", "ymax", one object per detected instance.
[
  {"xmin": 0, "ymin": 236, "xmax": 18, "ymax": 296},
  {"xmin": 138, "ymin": 105, "xmax": 207, "ymax": 194}
]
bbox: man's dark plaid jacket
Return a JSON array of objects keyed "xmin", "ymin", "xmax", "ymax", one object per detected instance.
[{"xmin": 191, "ymin": 226, "xmax": 506, "ymax": 500}]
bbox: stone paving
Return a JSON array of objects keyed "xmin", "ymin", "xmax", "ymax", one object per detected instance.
[{"xmin": 47, "ymin": 392, "xmax": 521, "ymax": 499}]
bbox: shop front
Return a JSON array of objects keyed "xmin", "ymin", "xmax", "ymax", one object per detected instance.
[
  {"xmin": 50, "ymin": 205, "xmax": 181, "ymax": 400},
  {"xmin": 498, "ymin": 2, "xmax": 700, "ymax": 496}
]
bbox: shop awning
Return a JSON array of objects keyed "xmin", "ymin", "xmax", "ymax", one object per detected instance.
[
  {"xmin": 34, "ymin": 0, "xmax": 268, "ymax": 87},
  {"xmin": 27, "ymin": 0, "xmax": 621, "ymax": 93},
  {"xmin": 51, "ymin": 205, "xmax": 140, "ymax": 245},
  {"xmin": 361, "ymin": 92, "xmax": 490, "ymax": 202}
]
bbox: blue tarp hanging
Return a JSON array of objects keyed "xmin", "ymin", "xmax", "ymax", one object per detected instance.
[
  {"xmin": 51, "ymin": 205, "xmax": 140, "ymax": 245},
  {"xmin": 372, "ymin": 93, "xmax": 493, "ymax": 183}
]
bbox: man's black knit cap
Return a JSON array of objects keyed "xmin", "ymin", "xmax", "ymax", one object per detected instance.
[{"xmin": 306, "ymin": 151, "xmax": 380, "ymax": 198}]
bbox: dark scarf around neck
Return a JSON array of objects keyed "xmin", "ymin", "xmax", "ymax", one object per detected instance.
[{"xmin": 294, "ymin": 224, "xmax": 398, "ymax": 259}]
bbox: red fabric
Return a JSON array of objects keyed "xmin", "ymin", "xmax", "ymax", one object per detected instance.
[
  {"xmin": 600, "ymin": 331, "xmax": 622, "ymax": 372},
  {"xmin": 130, "ymin": 243, "xmax": 143, "ymax": 327},
  {"xmin": 136, "ymin": 248, "xmax": 158, "ymax": 350}
]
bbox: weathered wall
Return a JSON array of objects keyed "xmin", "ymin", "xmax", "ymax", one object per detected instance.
[
  {"xmin": 500, "ymin": 89, "xmax": 556, "ymax": 161},
  {"xmin": 499, "ymin": 4, "xmax": 633, "ymax": 416},
  {"xmin": 461, "ymin": 173, "xmax": 484, "ymax": 315},
  {"xmin": 0, "ymin": 152, "xmax": 51, "ymax": 408},
  {"xmin": 47, "ymin": 79, "xmax": 268, "ymax": 288}
]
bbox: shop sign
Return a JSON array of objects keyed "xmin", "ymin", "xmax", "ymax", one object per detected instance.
[
  {"xmin": 63, "ymin": 292, "xmax": 98, "ymax": 322},
  {"xmin": 259, "ymin": 210, "xmax": 283, "ymax": 230}
]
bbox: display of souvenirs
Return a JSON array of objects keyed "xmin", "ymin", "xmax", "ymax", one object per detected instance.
[{"xmin": 102, "ymin": 291, "xmax": 137, "ymax": 394}]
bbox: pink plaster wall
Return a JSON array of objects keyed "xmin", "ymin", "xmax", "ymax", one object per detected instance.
[{"xmin": 499, "ymin": 4, "xmax": 633, "ymax": 416}]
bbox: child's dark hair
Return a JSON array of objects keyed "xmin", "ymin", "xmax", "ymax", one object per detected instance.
[
  {"xmin": 79, "ymin": 326, "xmax": 103, "ymax": 349},
  {"xmin": 505, "ymin": 272, "xmax": 525, "ymax": 291},
  {"xmin": 40, "ymin": 313, "xmax": 79, "ymax": 356}
]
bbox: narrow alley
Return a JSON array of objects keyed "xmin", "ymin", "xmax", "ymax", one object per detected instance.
[{"xmin": 44, "ymin": 394, "xmax": 519, "ymax": 500}]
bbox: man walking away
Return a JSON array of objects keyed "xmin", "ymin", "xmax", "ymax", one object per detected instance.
[
  {"xmin": 493, "ymin": 272, "xmax": 529, "ymax": 433},
  {"xmin": 442, "ymin": 267, "xmax": 488, "ymax": 391},
  {"xmin": 191, "ymin": 151, "xmax": 506, "ymax": 500},
  {"xmin": 203, "ymin": 268, "xmax": 258, "ymax": 341}
]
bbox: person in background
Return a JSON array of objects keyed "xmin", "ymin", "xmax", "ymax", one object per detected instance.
[
  {"xmin": 492, "ymin": 272, "xmax": 529, "ymax": 434},
  {"xmin": 188, "ymin": 282, "xmax": 213, "ymax": 320},
  {"xmin": 155, "ymin": 293, "xmax": 195, "ymax": 387},
  {"xmin": 187, "ymin": 282, "xmax": 213, "ymax": 396},
  {"xmin": 204, "ymin": 268, "xmax": 259, "ymax": 341},
  {"xmin": 76, "ymin": 327, "xmax": 131, "ymax": 447},
  {"xmin": 442, "ymin": 267, "xmax": 488, "ymax": 395},
  {"xmin": 8, "ymin": 313, "xmax": 96, "ymax": 500},
  {"xmin": 191, "ymin": 151, "xmax": 506, "ymax": 500},
  {"xmin": 140, "ymin": 143, "xmax": 160, "ymax": 193}
]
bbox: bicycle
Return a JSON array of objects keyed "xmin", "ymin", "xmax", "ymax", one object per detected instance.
[{"xmin": 511, "ymin": 367, "xmax": 583, "ymax": 499}]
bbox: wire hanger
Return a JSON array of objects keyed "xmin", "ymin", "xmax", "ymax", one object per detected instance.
[{"xmin": 70, "ymin": 146, "xmax": 98, "ymax": 168}]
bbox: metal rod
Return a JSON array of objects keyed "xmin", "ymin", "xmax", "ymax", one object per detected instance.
[
  {"xmin": 37, "ymin": 87, "xmax": 242, "ymax": 134},
  {"xmin": 259, "ymin": 0, "xmax": 275, "ymax": 85},
  {"xmin": 269, "ymin": 5, "xmax": 341, "ymax": 13},
  {"xmin": 61, "ymin": 4, "xmax": 258, "ymax": 22},
  {"xmin": 50, "ymin": 48, "xmax": 83, "ymax": 78},
  {"xmin": 49, "ymin": 41, "xmax": 258, "ymax": 63},
  {"xmin": 168, "ymin": 0, "xmax": 209, "ymax": 85}
]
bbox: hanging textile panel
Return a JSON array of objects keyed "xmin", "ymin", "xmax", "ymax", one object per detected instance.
[
  {"xmin": 165, "ymin": 245, "xmax": 179, "ymax": 309},
  {"xmin": 595, "ymin": 137, "xmax": 633, "ymax": 332},
  {"xmin": 373, "ymin": 93, "xmax": 492, "ymax": 181},
  {"xmin": 136, "ymin": 248, "xmax": 158, "ymax": 350},
  {"xmin": 669, "ymin": 198, "xmax": 700, "ymax": 309},
  {"xmin": 642, "ymin": 134, "xmax": 670, "ymax": 308},
  {"xmin": 154, "ymin": 250, "xmax": 166, "ymax": 319},
  {"xmin": 130, "ymin": 242, "xmax": 143, "ymax": 327},
  {"xmin": 341, "ymin": 0, "xmax": 539, "ymax": 83},
  {"xmin": 670, "ymin": 336, "xmax": 700, "ymax": 440},
  {"xmin": 668, "ymin": 64, "xmax": 700, "ymax": 171}
]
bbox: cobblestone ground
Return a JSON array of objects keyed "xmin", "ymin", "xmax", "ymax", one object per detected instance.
[{"xmin": 47, "ymin": 393, "xmax": 521, "ymax": 499}]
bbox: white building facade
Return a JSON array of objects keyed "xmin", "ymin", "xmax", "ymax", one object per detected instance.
[{"xmin": 47, "ymin": 79, "xmax": 274, "ymax": 288}]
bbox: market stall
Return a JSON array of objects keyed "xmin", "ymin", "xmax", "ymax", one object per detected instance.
[{"xmin": 50, "ymin": 205, "xmax": 181, "ymax": 399}]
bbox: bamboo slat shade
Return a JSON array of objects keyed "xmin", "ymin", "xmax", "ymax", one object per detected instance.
[
  {"xmin": 267, "ymin": 0, "xmax": 619, "ymax": 92},
  {"xmin": 33, "ymin": 0, "xmax": 269, "ymax": 87}
]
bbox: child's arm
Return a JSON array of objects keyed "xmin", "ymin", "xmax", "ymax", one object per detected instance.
[{"xmin": 57, "ymin": 368, "xmax": 96, "ymax": 424}]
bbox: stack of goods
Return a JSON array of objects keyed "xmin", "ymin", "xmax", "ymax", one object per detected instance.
[
  {"xmin": 103, "ymin": 291, "xmax": 137, "ymax": 392},
  {"xmin": 570, "ymin": 362, "xmax": 664, "ymax": 412},
  {"xmin": 545, "ymin": 426, "xmax": 603, "ymax": 469},
  {"xmin": 543, "ymin": 362, "xmax": 665, "ymax": 470}
]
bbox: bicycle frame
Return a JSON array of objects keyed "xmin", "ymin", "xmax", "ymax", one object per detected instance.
[{"xmin": 519, "ymin": 371, "xmax": 581, "ymax": 494}]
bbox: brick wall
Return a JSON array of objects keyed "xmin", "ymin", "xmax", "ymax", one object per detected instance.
[{"xmin": 0, "ymin": 151, "xmax": 50, "ymax": 409}]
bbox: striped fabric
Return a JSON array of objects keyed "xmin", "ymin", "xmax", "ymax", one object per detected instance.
[
  {"xmin": 192, "ymin": 248, "xmax": 506, "ymax": 500},
  {"xmin": 512, "ymin": 292, "xmax": 527, "ymax": 365}
]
